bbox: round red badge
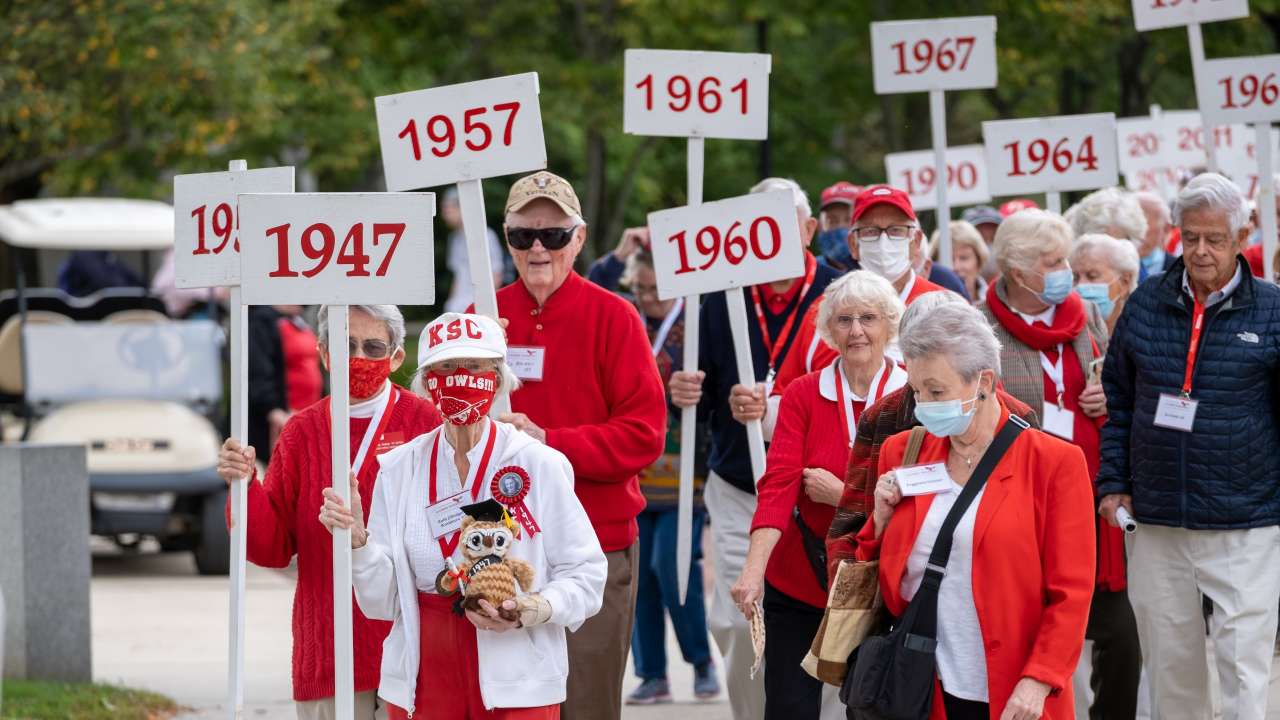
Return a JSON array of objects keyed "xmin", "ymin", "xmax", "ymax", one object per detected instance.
[{"xmin": 490, "ymin": 466, "xmax": 540, "ymax": 537}]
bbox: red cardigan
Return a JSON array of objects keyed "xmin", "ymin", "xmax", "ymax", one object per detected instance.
[
  {"xmin": 231, "ymin": 390, "xmax": 442, "ymax": 701},
  {"xmin": 856, "ymin": 404, "xmax": 1095, "ymax": 719},
  {"xmin": 751, "ymin": 369, "xmax": 853, "ymax": 608},
  {"xmin": 496, "ymin": 272, "xmax": 667, "ymax": 551}
]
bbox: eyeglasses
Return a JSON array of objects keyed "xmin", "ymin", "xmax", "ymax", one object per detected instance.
[
  {"xmin": 851, "ymin": 225, "xmax": 914, "ymax": 241},
  {"xmin": 431, "ymin": 359, "xmax": 499, "ymax": 373},
  {"xmin": 1181, "ymin": 231, "xmax": 1233, "ymax": 251},
  {"xmin": 833, "ymin": 313, "xmax": 883, "ymax": 330},
  {"xmin": 505, "ymin": 225, "xmax": 580, "ymax": 251},
  {"xmin": 349, "ymin": 339, "xmax": 392, "ymax": 359}
]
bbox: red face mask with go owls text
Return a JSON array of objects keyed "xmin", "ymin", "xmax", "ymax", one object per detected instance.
[{"xmin": 426, "ymin": 368, "xmax": 499, "ymax": 426}]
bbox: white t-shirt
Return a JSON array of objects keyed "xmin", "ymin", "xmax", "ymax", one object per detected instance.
[
  {"xmin": 900, "ymin": 479, "xmax": 989, "ymax": 702},
  {"xmin": 445, "ymin": 228, "xmax": 505, "ymax": 312}
]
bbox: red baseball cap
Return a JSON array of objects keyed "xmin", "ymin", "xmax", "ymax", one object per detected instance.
[
  {"xmin": 852, "ymin": 184, "xmax": 917, "ymax": 222},
  {"xmin": 999, "ymin": 198, "xmax": 1039, "ymax": 217},
  {"xmin": 820, "ymin": 181, "xmax": 863, "ymax": 209}
]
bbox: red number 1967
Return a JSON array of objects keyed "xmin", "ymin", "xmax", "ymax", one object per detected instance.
[{"xmin": 267, "ymin": 222, "xmax": 404, "ymax": 279}]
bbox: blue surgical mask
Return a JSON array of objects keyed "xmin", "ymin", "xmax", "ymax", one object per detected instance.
[
  {"xmin": 1076, "ymin": 281, "xmax": 1115, "ymax": 319},
  {"xmin": 1141, "ymin": 248, "xmax": 1166, "ymax": 276},
  {"xmin": 816, "ymin": 227, "xmax": 853, "ymax": 269},
  {"xmin": 913, "ymin": 388, "xmax": 981, "ymax": 437},
  {"xmin": 1028, "ymin": 268, "xmax": 1074, "ymax": 306}
]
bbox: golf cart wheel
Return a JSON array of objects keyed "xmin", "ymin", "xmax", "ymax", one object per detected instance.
[{"xmin": 194, "ymin": 489, "xmax": 230, "ymax": 576}]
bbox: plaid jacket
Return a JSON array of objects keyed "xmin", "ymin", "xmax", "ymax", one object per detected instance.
[{"xmin": 825, "ymin": 386, "xmax": 1039, "ymax": 582}]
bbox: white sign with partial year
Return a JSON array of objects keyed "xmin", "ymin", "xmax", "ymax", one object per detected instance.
[
  {"xmin": 646, "ymin": 190, "xmax": 803, "ymax": 302},
  {"xmin": 1131, "ymin": 0, "xmax": 1249, "ymax": 31},
  {"xmin": 1221, "ymin": 127, "xmax": 1280, "ymax": 197},
  {"xmin": 1196, "ymin": 55, "xmax": 1280, "ymax": 126},
  {"xmin": 172, "ymin": 167, "xmax": 294, "ymax": 288},
  {"xmin": 884, "ymin": 144, "xmax": 991, "ymax": 210},
  {"xmin": 624, "ymin": 49, "xmax": 771, "ymax": 140},
  {"xmin": 375, "ymin": 73, "xmax": 547, "ymax": 192},
  {"xmin": 983, "ymin": 113, "xmax": 1119, "ymax": 195},
  {"xmin": 870, "ymin": 16, "xmax": 998, "ymax": 94},
  {"xmin": 238, "ymin": 193, "xmax": 436, "ymax": 305}
]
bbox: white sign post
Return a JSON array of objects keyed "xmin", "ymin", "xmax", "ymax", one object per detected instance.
[
  {"xmin": 239, "ymin": 193, "xmax": 436, "ymax": 720},
  {"xmin": 172, "ymin": 161, "xmax": 294, "ymax": 720},
  {"xmin": 1130, "ymin": 0, "xmax": 1251, "ymax": 173},
  {"xmin": 624, "ymin": 48, "xmax": 770, "ymax": 602},
  {"xmin": 870, "ymin": 16, "xmax": 998, "ymax": 266},
  {"xmin": 884, "ymin": 144, "xmax": 991, "ymax": 212},
  {"xmin": 375, "ymin": 73, "xmax": 547, "ymax": 416},
  {"xmin": 1198, "ymin": 53, "xmax": 1280, "ymax": 280},
  {"xmin": 983, "ymin": 113, "xmax": 1120, "ymax": 213}
]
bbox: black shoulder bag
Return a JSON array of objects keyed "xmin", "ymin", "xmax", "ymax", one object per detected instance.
[{"xmin": 841, "ymin": 415, "xmax": 1028, "ymax": 720}]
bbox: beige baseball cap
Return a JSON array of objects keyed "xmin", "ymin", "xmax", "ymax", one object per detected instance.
[{"xmin": 505, "ymin": 171, "xmax": 582, "ymax": 218}]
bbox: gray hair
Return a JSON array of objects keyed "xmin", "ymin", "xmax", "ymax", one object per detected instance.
[
  {"xmin": 1063, "ymin": 187, "xmax": 1148, "ymax": 244},
  {"xmin": 410, "ymin": 360, "xmax": 521, "ymax": 406},
  {"xmin": 750, "ymin": 177, "xmax": 812, "ymax": 219},
  {"xmin": 317, "ymin": 305, "xmax": 406, "ymax": 349},
  {"xmin": 899, "ymin": 302, "xmax": 1002, "ymax": 381},
  {"xmin": 993, "ymin": 209, "xmax": 1073, "ymax": 276},
  {"xmin": 1173, "ymin": 172, "xmax": 1249, "ymax": 234},
  {"xmin": 621, "ymin": 249, "xmax": 654, "ymax": 289},
  {"xmin": 899, "ymin": 287, "xmax": 965, "ymax": 336},
  {"xmin": 815, "ymin": 270, "xmax": 905, "ymax": 350},
  {"xmin": 1070, "ymin": 233, "xmax": 1141, "ymax": 291},
  {"xmin": 1135, "ymin": 191, "xmax": 1171, "ymax": 224}
]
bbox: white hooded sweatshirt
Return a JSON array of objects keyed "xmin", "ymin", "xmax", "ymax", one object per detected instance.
[{"xmin": 351, "ymin": 419, "xmax": 607, "ymax": 711}]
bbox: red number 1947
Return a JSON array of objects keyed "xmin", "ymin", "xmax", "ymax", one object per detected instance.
[{"xmin": 267, "ymin": 222, "xmax": 404, "ymax": 279}]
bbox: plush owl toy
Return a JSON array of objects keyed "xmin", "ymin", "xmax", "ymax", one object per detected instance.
[{"xmin": 453, "ymin": 499, "xmax": 536, "ymax": 622}]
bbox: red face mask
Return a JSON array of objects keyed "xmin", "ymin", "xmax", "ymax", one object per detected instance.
[
  {"xmin": 350, "ymin": 357, "xmax": 391, "ymax": 399},
  {"xmin": 426, "ymin": 368, "xmax": 499, "ymax": 426}
]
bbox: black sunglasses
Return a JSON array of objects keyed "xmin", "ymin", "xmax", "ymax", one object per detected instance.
[{"xmin": 505, "ymin": 225, "xmax": 579, "ymax": 251}]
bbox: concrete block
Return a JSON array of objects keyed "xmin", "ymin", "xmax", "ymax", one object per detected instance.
[{"xmin": 0, "ymin": 443, "xmax": 91, "ymax": 682}]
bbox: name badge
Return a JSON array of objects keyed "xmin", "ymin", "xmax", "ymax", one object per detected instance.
[
  {"xmin": 1154, "ymin": 393, "xmax": 1198, "ymax": 433},
  {"xmin": 894, "ymin": 462, "xmax": 953, "ymax": 497},
  {"xmin": 375, "ymin": 431, "xmax": 405, "ymax": 456},
  {"xmin": 425, "ymin": 492, "xmax": 466, "ymax": 539},
  {"xmin": 508, "ymin": 345, "xmax": 546, "ymax": 382},
  {"xmin": 1041, "ymin": 402, "xmax": 1075, "ymax": 441}
]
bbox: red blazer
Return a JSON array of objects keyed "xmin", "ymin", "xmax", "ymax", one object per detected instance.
[{"xmin": 856, "ymin": 404, "xmax": 1095, "ymax": 719}]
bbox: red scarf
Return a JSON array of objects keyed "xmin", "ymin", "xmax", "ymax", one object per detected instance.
[{"xmin": 985, "ymin": 280, "xmax": 1087, "ymax": 350}]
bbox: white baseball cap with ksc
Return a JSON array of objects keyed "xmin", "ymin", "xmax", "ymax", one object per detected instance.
[{"xmin": 417, "ymin": 312, "xmax": 506, "ymax": 369}]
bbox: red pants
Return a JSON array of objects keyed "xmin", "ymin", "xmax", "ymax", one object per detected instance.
[{"xmin": 386, "ymin": 593, "xmax": 560, "ymax": 720}]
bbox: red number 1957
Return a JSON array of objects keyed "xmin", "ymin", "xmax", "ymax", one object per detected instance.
[{"xmin": 397, "ymin": 102, "xmax": 521, "ymax": 161}]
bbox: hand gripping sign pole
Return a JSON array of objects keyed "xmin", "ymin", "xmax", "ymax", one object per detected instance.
[
  {"xmin": 375, "ymin": 72, "xmax": 548, "ymax": 417},
  {"xmin": 239, "ymin": 192, "xmax": 436, "ymax": 720},
  {"xmin": 624, "ymin": 49, "xmax": 771, "ymax": 601},
  {"xmin": 869, "ymin": 16, "xmax": 998, "ymax": 267},
  {"xmin": 173, "ymin": 161, "xmax": 293, "ymax": 719},
  {"xmin": 1197, "ymin": 53, "xmax": 1280, "ymax": 281}
]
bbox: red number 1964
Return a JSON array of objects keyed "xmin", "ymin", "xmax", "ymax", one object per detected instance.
[
  {"xmin": 267, "ymin": 222, "xmax": 404, "ymax": 279},
  {"xmin": 1003, "ymin": 136, "xmax": 1100, "ymax": 177}
]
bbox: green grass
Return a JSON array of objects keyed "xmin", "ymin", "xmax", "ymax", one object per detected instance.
[{"xmin": 1, "ymin": 680, "xmax": 178, "ymax": 720}]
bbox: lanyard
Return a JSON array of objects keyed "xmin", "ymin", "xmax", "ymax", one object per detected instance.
[
  {"xmin": 750, "ymin": 257, "xmax": 816, "ymax": 375},
  {"xmin": 428, "ymin": 422, "xmax": 499, "ymax": 559},
  {"xmin": 833, "ymin": 359, "xmax": 894, "ymax": 448},
  {"xmin": 897, "ymin": 272, "xmax": 917, "ymax": 303},
  {"xmin": 336, "ymin": 386, "xmax": 398, "ymax": 481},
  {"xmin": 1038, "ymin": 345, "xmax": 1066, "ymax": 408},
  {"xmin": 1182, "ymin": 299, "xmax": 1206, "ymax": 396},
  {"xmin": 651, "ymin": 298, "xmax": 684, "ymax": 357}
]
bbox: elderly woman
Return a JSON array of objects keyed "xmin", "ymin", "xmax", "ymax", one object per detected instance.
[
  {"xmin": 1064, "ymin": 187, "xmax": 1148, "ymax": 248},
  {"xmin": 217, "ymin": 304, "xmax": 442, "ymax": 719},
  {"xmin": 1071, "ymin": 233, "xmax": 1140, "ymax": 334},
  {"xmin": 858, "ymin": 302, "xmax": 1095, "ymax": 719},
  {"xmin": 731, "ymin": 271, "xmax": 907, "ymax": 719},
  {"xmin": 319, "ymin": 312, "xmax": 607, "ymax": 719},
  {"xmin": 932, "ymin": 220, "xmax": 989, "ymax": 305}
]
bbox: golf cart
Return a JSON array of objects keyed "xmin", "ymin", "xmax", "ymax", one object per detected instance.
[{"xmin": 0, "ymin": 198, "xmax": 230, "ymax": 574}]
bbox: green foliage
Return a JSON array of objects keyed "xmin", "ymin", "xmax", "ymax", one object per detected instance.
[{"xmin": 1, "ymin": 680, "xmax": 178, "ymax": 720}]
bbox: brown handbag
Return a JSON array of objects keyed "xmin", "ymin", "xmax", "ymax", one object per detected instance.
[{"xmin": 801, "ymin": 426, "xmax": 927, "ymax": 686}]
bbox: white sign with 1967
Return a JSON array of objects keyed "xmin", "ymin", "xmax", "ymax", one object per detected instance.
[{"xmin": 870, "ymin": 16, "xmax": 997, "ymax": 94}]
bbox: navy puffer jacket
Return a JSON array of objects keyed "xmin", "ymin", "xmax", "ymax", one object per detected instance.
[{"xmin": 1097, "ymin": 256, "xmax": 1280, "ymax": 529}]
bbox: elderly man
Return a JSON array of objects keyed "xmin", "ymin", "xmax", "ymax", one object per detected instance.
[
  {"xmin": 1098, "ymin": 173, "xmax": 1280, "ymax": 720},
  {"xmin": 1135, "ymin": 191, "xmax": 1175, "ymax": 280},
  {"xmin": 489, "ymin": 170, "xmax": 667, "ymax": 720},
  {"xmin": 814, "ymin": 181, "xmax": 860, "ymax": 272},
  {"xmin": 669, "ymin": 177, "xmax": 838, "ymax": 720},
  {"xmin": 216, "ymin": 305, "xmax": 443, "ymax": 719}
]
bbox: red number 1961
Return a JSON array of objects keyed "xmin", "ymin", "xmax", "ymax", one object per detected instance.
[
  {"xmin": 397, "ymin": 102, "xmax": 521, "ymax": 161},
  {"xmin": 635, "ymin": 74, "xmax": 749, "ymax": 114},
  {"xmin": 267, "ymin": 222, "xmax": 404, "ymax": 279}
]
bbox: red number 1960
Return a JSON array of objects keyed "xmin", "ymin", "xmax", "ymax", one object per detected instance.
[
  {"xmin": 397, "ymin": 102, "xmax": 521, "ymax": 161},
  {"xmin": 668, "ymin": 216, "xmax": 782, "ymax": 275},
  {"xmin": 267, "ymin": 222, "xmax": 404, "ymax": 278}
]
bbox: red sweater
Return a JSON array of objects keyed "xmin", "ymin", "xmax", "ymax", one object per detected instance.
[
  {"xmin": 496, "ymin": 272, "xmax": 667, "ymax": 551},
  {"xmin": 750, "ymin": 370, "xmax": 851, "ymax": 608},
  {"xmin": 230, "ymin": 389, "xmax": 442, "ymax": 701}
]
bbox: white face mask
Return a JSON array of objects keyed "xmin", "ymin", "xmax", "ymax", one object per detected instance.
[{"xmin": 859, "ymin": 232, "xmax": 912, "ymax": 280}]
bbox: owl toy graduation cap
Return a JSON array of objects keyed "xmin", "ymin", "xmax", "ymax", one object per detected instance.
[{"xmin": 439, "ymin": 499, "xmax": 536, "ymax": 621}]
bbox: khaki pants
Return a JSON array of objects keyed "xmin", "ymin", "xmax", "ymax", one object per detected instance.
[
  {"xmin": 705, "ymin": 473, "xmax": 765, "ymax": 720},
  {"xmin": 562, "ymin": 542, "xmax": 639, "ymax": 720},
  {"xmin": 295, "ymin": 691, "xmax": 384, "ymax": 720},
  {"xmin": 1127, "ymin": 523, "xmax": 1280, "ymax": 720}
]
